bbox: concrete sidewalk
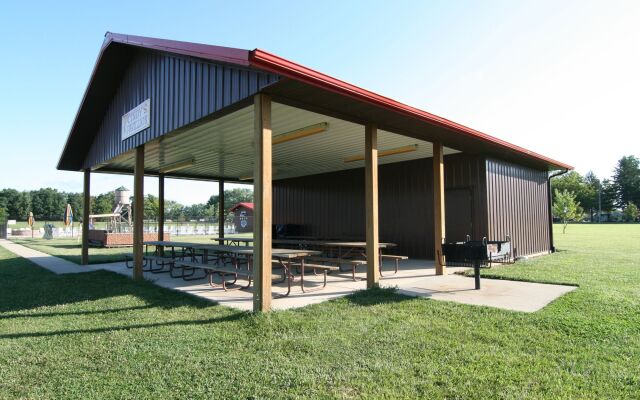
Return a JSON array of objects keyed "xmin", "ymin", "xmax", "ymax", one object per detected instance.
[
  {"xmin": 1, "ymin": 239, "xmax": 577, "ymax": 312},
  {"xmin": 0, "ymin": 239, "xmax": 89, "ymax": 274}
]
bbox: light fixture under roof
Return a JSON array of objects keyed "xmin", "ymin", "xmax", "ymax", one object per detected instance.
[
  {"xmin": 272, "ymin": 122, "xmax": 329, "ymax": 145},
  {"xmin": 159, "ymin": 158, "xmax": 195, "ymax": 174},
  {"xmin": 344, "ymin": 144, "xmax": 419, "ymax": 163}
]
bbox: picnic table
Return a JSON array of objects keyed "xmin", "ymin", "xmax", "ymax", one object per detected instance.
[
  {"xmin": 272, "ymin": 239, "xmax": 396, "ymax": 259},
  {"xmin": 143, "ymin": 240, "xmax": 324, "ymax": 296},
  {"xmin": 209, "ymin": 236, "xmax": 254, "ymax": 246},
  {"xmin": 271, "ymin": 239, "xmax": 403, "ymax": 278}
]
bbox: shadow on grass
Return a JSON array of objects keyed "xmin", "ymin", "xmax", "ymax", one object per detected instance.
[
  {"xmin": 0, "ymin": 312, "xmax": 245, "ymax": 339},
  {"xmin": 0, "ymin": 304, "xmax": 159, "ymax": 320},
  {"xmin": 343, "ymin": 287, "xmax": 413, "ymax": 306},
  {"xmin": 477, "ymin": 273, "xmax": 580, "ymax": 287},
  {"xmin": 29, "ymin": 243, "xmax": 83, "ymax": 250},
  {"xmin": 458, "ymin": 264, "xmax": 580, "ymax": 287},
  {"xmin": 0, "ymin": 253, "xmax": 214, "ymax": 314}
]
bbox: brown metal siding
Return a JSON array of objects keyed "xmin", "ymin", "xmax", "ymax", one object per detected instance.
[
  {"xmin": 485, "ymin": 158, "xmax": 550, "ymax": 256},
  {"xmin": 273, "ymin": 154, "xmax": 487, "ymax": 258},
  {"xmin": 83, "ymin": 49, "xmax": 279, "ymax": 169}
]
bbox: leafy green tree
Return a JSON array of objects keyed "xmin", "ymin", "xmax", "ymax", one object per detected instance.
[
  {"xmin": 612, "ymin": 155, "xmax": 640, "ymax": 208},
  {"xmin": 581, "ymin": 171, "xmax": 600, "ymax": 221},
  {"xmin": 183, "ymin": 204, "xmax": 207, "ymax": 220},
  {"xmin": 552, "ymin": 189, "xmax": 584, "ymax": 234},
  {"xmin": 552, "ymin": 171, "xmax": 599, "ymax": 221},
  {"xmin": 600, "ymin": 179, "xmax": 617, "ymax": 214},
  {"xmin": 0, "ymin": 189, "xmax": 31, "ymax": 220},
  {"xmin": 164, "ymin": 200, "xmax": 184, "ymax": 221},
  {"xmin": 623, "ymin": 202, "xmax": 639, "ymax": 222},
  {"xmin": 552, "ymin": 171, "xmax": 584, "ymax": 196},
  {"xmin": 92, "ymin": 192, "xmax": 115, "ymax": 215},
  {"xmin": 30, "ymin": 188, "xmax": 66, "ymax": 220},
  {"xmin": 65, "ymin": 192, "xmax": 84, "ymax": 221},
  {"xmin": 144, "ymin": 194, "xmax": 160, "ymax": 220},
  {"xmin": 207, "ymin": 187, "xmax": 253, "ymax": 222}
]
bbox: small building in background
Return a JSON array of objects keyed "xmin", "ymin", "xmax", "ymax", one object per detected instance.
[{"xmin": 229, "ymin": 202, "xmax": 253, "ymax": 233}]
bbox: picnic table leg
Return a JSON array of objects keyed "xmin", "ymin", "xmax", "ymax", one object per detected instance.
[
  {"xmin": 271, "ymin": 257, "xmax": 288, "ymax": 284},
  {"xmin": 284, "ymin": 260, "xmax": 292, "ymax": 296},
  {"xmin": 300, "ymin": 259, "xmax": 329, "ymax": 293},
  {"xmin": 300, "ymin": 258, "xmax": 305, "ymax": 292},
  {"xmin": 273, "ymin": 259, "xmax": 292, "ymax": 298},
  {"xmin": 337, "ymin": 246, "xmax": 350, "ymax": 273}
]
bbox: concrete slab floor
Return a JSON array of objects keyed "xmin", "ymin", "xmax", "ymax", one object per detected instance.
[
  {"xmin": 1, "ymin": 239, "xmax": 577, "ymax": 312},
  {"xmin": 89, "ymin": 258, "xmax": 576, "ymax": 313}
]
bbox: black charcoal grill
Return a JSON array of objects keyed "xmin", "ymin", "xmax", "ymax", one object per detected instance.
[{"xmin": 439, "ymin": 235, "xmax": 512, "ymax": 289}]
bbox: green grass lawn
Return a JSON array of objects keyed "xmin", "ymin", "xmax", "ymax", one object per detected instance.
[
  {"xmin": 1, "ymin": 224, "xmax": 639, "ymax": 398},
  {"xmin": 9, "ymin": 235, "xmax": 238, "ymax": 265},
  {"xmin": 8, "ymin": 220, "xmax": 232, "ymax": 230}
]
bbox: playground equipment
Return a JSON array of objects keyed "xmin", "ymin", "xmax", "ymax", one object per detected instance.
[
  {"xmin": 88, "ymin": 186, "xmax": 132, "ymax": 233},
  {"xmin": 87, "ymin": 186, "xmax": 168, "ymax": 247}
]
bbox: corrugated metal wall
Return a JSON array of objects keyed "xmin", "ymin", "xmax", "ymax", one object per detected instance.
[
  {"xmin": 273, "ymin": 154, "xmax": 487, "ymax": 258},
  {"xmin": 83, "ymin": 49, "xmax": 279, "ymax": 169},
  {"xmin": 485, "ymin": 158, "xmax": 550, "ymax": 256}
]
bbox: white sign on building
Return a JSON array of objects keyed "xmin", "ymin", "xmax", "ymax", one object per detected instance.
[{"xmin": 121, "ymin": 99, "xmax": 151, "ymax": 140}]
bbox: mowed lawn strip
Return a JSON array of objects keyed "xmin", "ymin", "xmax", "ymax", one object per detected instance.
[
  {"xmin": 9, "ymin": 235, "xmax": 220, "ymax": 265},
  {"xmin": 0, "ymin": 224, "xmax": 638, "ymax": 398}
]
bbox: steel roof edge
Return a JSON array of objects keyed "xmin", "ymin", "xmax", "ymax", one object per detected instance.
[
  {"xmin": 249, "ymin": 49, "xmax": 573, "ymax": 171},
  {"xmin": 57, "ymin": 33, "xmax": 253, "ymax": 171},
  {"xmin": 57, "ymin": 34, "xmax": 117, "ymax": 170},
  {"xmin": 104, "ymin": 32, "xmax": 251, "ymax": 66}
]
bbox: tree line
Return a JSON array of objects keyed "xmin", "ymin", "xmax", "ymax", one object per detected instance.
[
  {"xmin": 552, "ymin": 155, "xmax": 640, "ymax": 224},
  {"xmin": 0, "ymin": 187, "xmax": 253, "ymax": 223},
  {"xmin": 2, "ymin": 156, "xmax": 637, "ymax": 224}
]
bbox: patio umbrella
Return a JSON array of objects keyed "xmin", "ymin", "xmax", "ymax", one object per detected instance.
[
  {"xmin": 28, "ymin": 212, "xmax": 35, "ymax": 238},
  {"xmin": 64, "ymin": 204, "xmax": 74, "ymax": 237}
]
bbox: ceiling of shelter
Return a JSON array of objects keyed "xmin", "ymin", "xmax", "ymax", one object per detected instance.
[{"xmin": 102, "ymin": 102, "xmax": 459, "ymax": 181}]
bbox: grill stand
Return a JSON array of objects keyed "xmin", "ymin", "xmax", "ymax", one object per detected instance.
[{"xmin": 473, "ymin": 260, "xmax": 481, "ymax": 290}]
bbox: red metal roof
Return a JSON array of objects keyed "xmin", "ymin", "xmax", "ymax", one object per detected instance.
[
  {"xmin": 248, "ymin": 49, "xmax": 573, "ymax": 170},
  {"xmin": 229, "ymin": 202, "xmax": 254, "ymax": 212},
  {"xmin": 64, "ymin": 32, "xmax": 572, "ymax": 171}
]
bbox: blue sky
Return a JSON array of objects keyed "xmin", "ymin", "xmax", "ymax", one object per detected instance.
[{"xmin": 0, "ymin": 0, "xmax": 638, "ymax": 204}]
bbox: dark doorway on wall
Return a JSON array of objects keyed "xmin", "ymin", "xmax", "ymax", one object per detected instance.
[{"xmin": 445, "ymin": 188, "xmax": 473, "ymax": 242}]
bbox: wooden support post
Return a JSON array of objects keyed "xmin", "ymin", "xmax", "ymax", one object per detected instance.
[
  {"xmin": 218, "ymin": 179, "xmax": 225, "ymax": 243},
  {"xmin": 158, "ymin": 174, "xmax": 165, "ymax": 242},
  {"xmin": 365, "ymin": 123, "xmax": 380, "ymax": 288},
  {"xmin": 433, "ymin": 142, "xmax": 446, "ymax": 275},
  {"xmin": 81, "ymin": 169, "xmax": 90, "ymax": 265},
  {"xmin": 253, "ymin": 94, "xmax": 272, "ymax": 312},
  {"xmin": 133, "ymin": 145, "xmax": 145, "ymax": 280}
]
